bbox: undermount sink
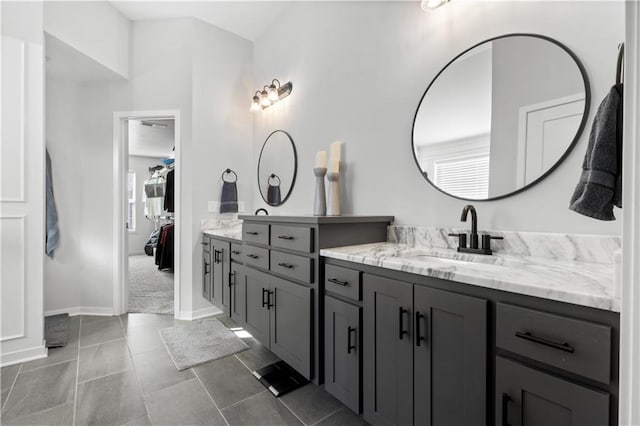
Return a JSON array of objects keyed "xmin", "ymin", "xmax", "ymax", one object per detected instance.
[{"xmin": 395, "ymin": 246, "xmax": 512, "ymax": 266}]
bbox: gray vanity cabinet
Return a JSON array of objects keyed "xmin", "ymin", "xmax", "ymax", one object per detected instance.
[
  {"xmin": 324, "ymin": 296, "xmax": 361, "ymax": 414},
  {"xmin": 269, "ymin": 276, "xmax": 312, "ymax": 377},
  {"xmin": 229, "ymin": 261, "xmax": 245, "ymax": 325},
  {"xmin": 496, "ymin": 357, "xmax": 609, "ymax": 426},
  {"xmin": 243, "ymin": 267, "xmax": 271, "ymax": 345},
  {"xmin": 363, "ymin": 274, "xmax": 414, "ymax": 425},
  {"xmin": 413, "ymin": 286, "xmax": 487, "ymax": 425},
  {"xmin": 202, "ymin": 236, "xmax": 212, "ymax": 302},
  {"xmin": 210, "ymin": 239, "xmax": 230, "ymax": 310}
]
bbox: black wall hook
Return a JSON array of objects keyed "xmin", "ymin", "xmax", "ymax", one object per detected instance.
[{"xmin": 222, "ymin": 168, "xmax": 238, "ymax": 183}]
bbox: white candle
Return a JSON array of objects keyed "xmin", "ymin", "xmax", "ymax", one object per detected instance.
[
  {"xmin": 330, "ymin": 141, "xmax": 342, "ymax": 163},
  {"xmin": 328, "ymin": 158, "xmax": 340, "ymax": 174},
  {"xmin": 315, "ymin": 150, "xmax": 327, "ymax": 168}
]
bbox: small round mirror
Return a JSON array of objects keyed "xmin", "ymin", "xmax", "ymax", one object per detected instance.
[
  {"xmin": 258, "ymin": 130, "xmax": 297, "ymax": 206},
  {"xmin": 412, "ymin": 33, "xmax": 590, "ymax": 201}
]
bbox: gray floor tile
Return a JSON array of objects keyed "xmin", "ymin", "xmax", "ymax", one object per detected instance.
[
  {"xmin": 235, "ymin": 340, "xmax": 280, "ymax": 372},
  {"xmin": 123, "ymin": 414, "xmax": 152, "ymax": 426},
  {"xmin": 1, "ymin": 364, "xmax": 21, "ymax": 409},
  {"xmin": 126, "ymin": 325, "xmax": 166, "ymax": 355},
  {"xmin": 1, "ymin": 402, "xmax": 74, "ymax": 426},
  {"xmin": 78, "ymin": 338, "xmax": 133, "ymax": 382},
  {"xmin": 314, "ymin": 408, "xmax": 369, "ymax": 426},
  {"xmin": 221, "ymin": 390, "xmax": 302, "ymax": 426},
  {"xmin": 145, "ymin": 379, "xmax": 226, "ymax": 426},
  {"xmin": 21, "ymin": 318, "xmax": 80, "ymax": 371},
  {"xmin": 1, "ymin": 360, "xmax": 76, "ymax": 421},
  {"xmin": 80, "ymin": 317, "xmax": 125, "ymax": 347},
  {"xmin": 132, "ymin": 348, "xmax": 194, "ymax": 395},
  {"xmin": 121, "ymin": 313, "xmax": 180, "ymax": 334},
  {"xmin": 195, "ymin": 356, "xmax": 264, "ymax": 409},
  {"xmin": 76, "ymin": 370, "xmax": 146, "ymax": 426},
  {"xmin": 281, "ymin": 384, "xmax": 343, "ymax": 425}
]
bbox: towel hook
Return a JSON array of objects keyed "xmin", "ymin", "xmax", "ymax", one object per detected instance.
[
  {"xmin": 268, "ymin": 173, "xmax": 281, "ymax": 186},
  {"xmin": 222, "ymin": 168, "xmax": 238, "ymax": 183}
]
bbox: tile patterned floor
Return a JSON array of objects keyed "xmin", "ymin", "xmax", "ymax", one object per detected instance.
[{"xmin": 1, "ymin": 314, "xmax": 368, "ymax": 426}]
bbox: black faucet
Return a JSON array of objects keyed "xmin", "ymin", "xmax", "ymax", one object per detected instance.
[
  {"xmin": 254, "ymin": 208, "xmax": 269, "ymax": 215},
  {"xmin": 448, "ymin": 204, "xmax": 503, "ymax": 255}
]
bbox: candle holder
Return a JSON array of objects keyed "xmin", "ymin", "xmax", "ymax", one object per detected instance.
[
  {"xmin": 327, "ymin": 170, "xmax": 341, "ymax": 216},
  {"xmin": 313, "ymin": 167, "xmax": 327, "ymax": 216}
]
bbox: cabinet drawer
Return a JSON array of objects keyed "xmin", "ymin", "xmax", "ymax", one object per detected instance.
[
  {"xmin": 496, "ymin": 303, "xmax": 611, "ymax": 384},
  {"xmin": 243, "ymin": 223, "xmax": 269, "ymax": 246},
  {"xmin": 325, "ymin": 264, "xmax": 361, "ymax": 301},
  {"xmin": 270, "ymin": 250, "xmax": 314, "ymax": 284},
  {"xmin": 270, "ymin": 225, "xmax": 314, "ymax": 253},
  {"xmin": 243, "ymin": 245, "xmax": 269, "ymax": 270},
  {"xmin": 230, "ymin": 243, "xmax": 243, "ymax": 262},
  {"xmin": 201, "ymin": 236, "xmax": 211, "ymax": 253}
]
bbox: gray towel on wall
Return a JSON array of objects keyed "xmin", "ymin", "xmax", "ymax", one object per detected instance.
[
  {"xmin": 569, "ymin": 84, "xmax": 623, "ymax": 221},
  {"xmin": 46, "ymin": 149, "xmax": 60, "ymax": 257},
  {"xmin": 220, "ymin": 181, "xmax": 238, "ymax": 213},
  {"xmin": 267, "ymin": 184, "xmax": 281, "ymax": 205}
]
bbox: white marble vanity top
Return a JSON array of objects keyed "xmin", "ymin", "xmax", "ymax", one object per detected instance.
[
  {"xmin": 201, "ymin": 219, "xmax": 243, "ymax": 241},
  {"xmin": 320, "ymin": 242, "xmax": 619, "ymax": 312}
]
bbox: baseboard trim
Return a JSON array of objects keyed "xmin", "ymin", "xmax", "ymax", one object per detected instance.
[
  {"xmin": 1, "ymin": 345, "xmax": 48, "ymax": 367},
  {"xmin": 176, "ymin": 306, "xmax": 222, "ymax": 321},
  {"xmin": 44, "ymin": 306, "xmax": 115, "ymax": 317}
]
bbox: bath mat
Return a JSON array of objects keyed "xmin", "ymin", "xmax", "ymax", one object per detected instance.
[
  {"xmin": 159, "ymin": 318, "xmax": 248, "ymax": 370},
  {"xmin": 45, "ymin": 314, "xmax": 70, "ymax": 348}
]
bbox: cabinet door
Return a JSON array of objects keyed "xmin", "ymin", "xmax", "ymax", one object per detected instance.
[
  {"xmin": 269, "ymin": 277, "xmax": 313, "ymax": 379},
  {"xmin": 414, "ymin": 286, "xmax": 487, "ymax": 426},
  {"xmin": 324, "ymin": 296, "xmax": 361, "ymax": 413},
  {"xmin": 202, "ymin": 248, "xmax": 212, "ymax": 302},
  {"xmin": 496, "ymin": 357, "xmax": 609, "ymax": 426},
  {"xmin": 230, "ymin": 262, "xmax": 246, "ymax": 325},
  {"xmin": 244, "ymin": 267, "xmax": 271, "ymax": 346},
  {"xmin": 363, "ymin": 274, "xmax": 413, "ymax": 426},
  {"xmin": 211, "ymin": 241, "xmax": 230, "ymax": 310}
]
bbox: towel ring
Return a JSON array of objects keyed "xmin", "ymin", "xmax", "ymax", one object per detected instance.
[
  {"xmin": 222, "ymin": 168, "xmax": 238, "ymax": 183},
  {"xmin": 268, "ymin": 174, "xmax": 281, "ymax": 186}
]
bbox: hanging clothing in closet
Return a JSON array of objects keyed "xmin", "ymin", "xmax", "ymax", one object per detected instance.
[
  {"xmin": 164, "ymin": 169, "xmax": 175, "ymax": 213},
  {"xmin": 143, "ymin": 172, "xmax": 166, "ymax": 218},
  {"xmin": 155, "ymin": 223, "xmax": 174, "ymax": 270}
]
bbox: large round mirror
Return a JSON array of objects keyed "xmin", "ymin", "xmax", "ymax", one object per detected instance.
[
  {"xmin": 412, "ymin": 34, "xmax": 590, "ymax": 201},
  {"xmin": 258, "ymin": 130, "xmax": 297, "ymax": 206}
]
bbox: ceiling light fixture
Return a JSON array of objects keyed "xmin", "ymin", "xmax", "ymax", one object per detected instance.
[
  {"xmin": 421, "ymin": 0, "xmax": 450, "ymax": 10},
  {"xmin": 250, "ymin": 79, "xmax": 293, "ymax": 111}
]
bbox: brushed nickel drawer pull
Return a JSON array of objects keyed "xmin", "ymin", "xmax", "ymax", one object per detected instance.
[
  {"xmin": 515, "ymin": 331, "xmax": 574, "ymax": 353},
  {"xmin": 328, "ymin": 278, "xmax": 348, "ymax": 286},
  {"xmin": 277, "ymin": 262, "xmax": 295, "ymax": 269}
]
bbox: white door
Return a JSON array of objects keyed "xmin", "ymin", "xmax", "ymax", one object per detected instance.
[
  {"xmin": 517, "ymin": 94, "xmax": 586, "ymax": 186},
  {"xmin": 1, "ymin": 35, "xmax": 46, "ymax": 365}
]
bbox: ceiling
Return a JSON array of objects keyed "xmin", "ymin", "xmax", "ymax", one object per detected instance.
[{"xmin": 109, "ymin": 1, "xmax": 290, "ymax": 42}]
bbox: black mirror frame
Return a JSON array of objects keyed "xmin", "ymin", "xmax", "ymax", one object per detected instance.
[
  {"xmin": 257, "ymin": 129, "xmax": 298, "ymax": 207},
  {"xmin": 411, "ymin": 33, "xmax": 591, "ymax": 202}
]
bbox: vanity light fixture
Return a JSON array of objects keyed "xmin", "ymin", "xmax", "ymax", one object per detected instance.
[
  {"xmin": 421, "ymin": 0, "xmax": 450, "ymax": 10},
  {"xmin": 250, "ymin": 79, "xmax": 293, "ymax": 111}
]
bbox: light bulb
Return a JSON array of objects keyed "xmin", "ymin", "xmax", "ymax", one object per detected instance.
[
  {"xmin": 250, "ymin": 95, "xmax": 261, "ymax": 112},
  {"xmin": 421, "ymin": 0, "xmax": 449, "ymax": 10},
  {"xmin": 260, "ymin": 90, "xmax": 271, "ymax": 107},
  {"xmin": 267, "ymin": 83, "xmax": 279, "ymax": 103}
]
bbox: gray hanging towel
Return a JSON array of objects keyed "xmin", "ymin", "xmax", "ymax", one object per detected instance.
[
  {"xmin": 220, "ymin": 169, "xmax": 238, "ymax": 213},
  {"xmin": 267, "ymin": 174, "xmax": 281, "ymax": 205},
  {"xmin": 569, "ymin": 84, "xmax": 623, "ymax": 221},
  {"xmin": 46, "ymin": 149, "xmax": 60, "ymax": 257}
]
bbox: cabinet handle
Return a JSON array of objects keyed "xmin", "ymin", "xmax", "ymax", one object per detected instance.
[
  {"xmin": 328, "ymin": 278, "xmax": 348, "ymax": 286},
  {"xmin": 277, "ymin": 235, "xmax": 294, "ymax": 240},
  {"xmin": 501, "ymin": 393, "xmax": 511, "ymax": 426},
  {"xmin": 415, "ymin": 312, "xmax": 426, "ymax": 347},
  {"xmin": 201, "ymin": 242, "xmax": 208, "ymax": 246},
  {"xmin": 277, "ymin": 262, "xmax": 295, "ymax": 269},
  {"xmin": 268, "ymin": 290, "xmax": 275, "ymax": 309},
  {"xmin": 229, "ymin": 271, "xmax": 236, "ymax": 287},
  {"xmin": 515, "ymin": 331, "xmax": 574, "ymax": 353},
  {"xmin": 262, "ymin": 288, "xmax": 268, "ymax": 308},
  {"xmin": 204, "ymin": 262, "xmax": 210, "ymax": 274},
  {"xmin": 214, "ymin": 250, "xmax": 222, "ymax": 263},
  {"xmin": 398, "ymin": 307, "xmax": 409, "ymax": 340},
  {"xmin": 232, "ymin": 250, "xmax": 241, "ymax": 255},
  {"xmin": 247, "ymin": 254, "xmax": 259, "ymax": 259},
  {"xmin": 246, "ymin": 231, "xmax": 259, "ymax": 235},
  {"xmin": 347, "ymin": 326, "xmax": 357, "ymax": 354}
]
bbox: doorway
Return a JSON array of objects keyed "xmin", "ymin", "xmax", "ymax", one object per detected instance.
[{"xmin": 113, "ymin": 111, "xmax": 181, "ymax": 318}]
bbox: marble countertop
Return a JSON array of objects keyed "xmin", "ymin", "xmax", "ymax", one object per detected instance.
[
  {"xmin": 201, "ymin": 219, "xmax": 243, "ymax": 241},
  {"xmin": 320, "ymin": 242, "xmax": 619, "ymax": 312}
]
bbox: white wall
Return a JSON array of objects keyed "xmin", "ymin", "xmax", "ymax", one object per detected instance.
[
  {"xmin": 44, "ymin": 1, "xmax": 130, "ymax": 78},
  {"xmin": 128, "ymin": 156, "xmax": 164, "ymax": 255},
  {"xmin": 252, "ymin": 1, "xmax": 623, "ymax": 235},
  {"xmin": 45, "ymin": 76, "xmax": 131, "ymax": 315}
]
